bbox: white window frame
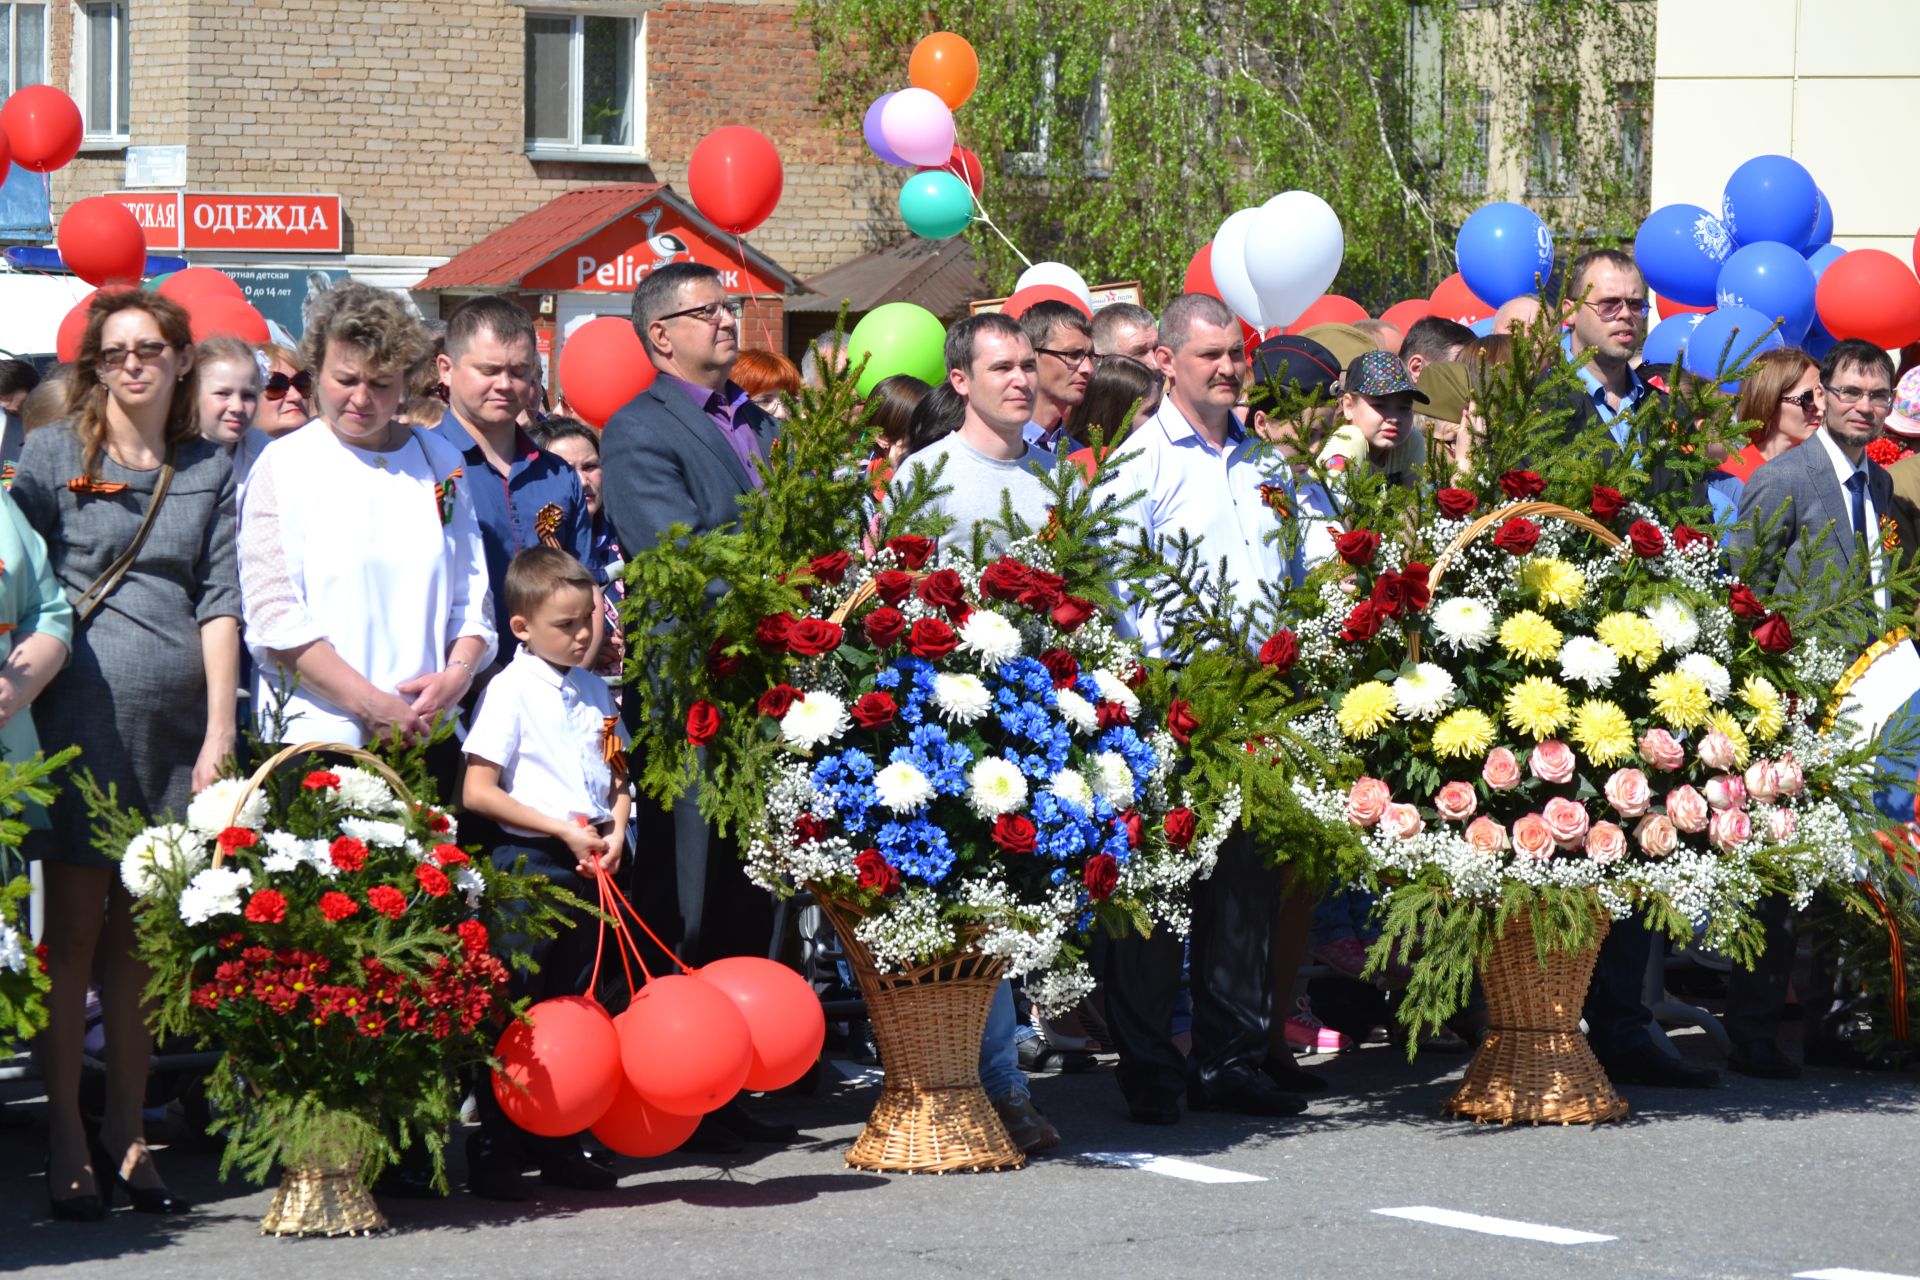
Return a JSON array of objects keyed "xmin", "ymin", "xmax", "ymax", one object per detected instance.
[
  {"xmin": 523, "ymin": 9, "xmax": 648, "ymax": 164},
  {"xmin": 1006, "ymin": 51, "xmax": 1112, "ymax": 179},
  {"xmin": 1, "ymin": 3, "xmax": 49, "ymax": 100},
  {"xmin": 73, "ymin": 0, "xmax": 129, "ymax": 148}
]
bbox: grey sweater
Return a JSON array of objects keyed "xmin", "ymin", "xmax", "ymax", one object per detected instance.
[{"xmin": 894, "ymin": 431, "xmax": 1057, "ymax": 558}]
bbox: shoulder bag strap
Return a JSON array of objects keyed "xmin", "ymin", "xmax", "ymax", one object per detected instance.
[{"xmin": 72, "ymin": 449, "xmax": 177, "ymax": 625}]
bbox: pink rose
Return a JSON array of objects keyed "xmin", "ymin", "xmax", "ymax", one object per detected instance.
[
  {"xmin": 1603, "ymin": 767, "xmax": 1651, "ymax": 818},
  {"xmin": 1709, "ymin": 807, "xmax": 1752, "ymax": 851},
  {"xmin": 1529, "ymin": 740, "xmax": 1575, "ymax": 785},
  {"xmin": 1345, "ymin": 777, "xmax": 1391, "ymax": 828},
  {"xmin": 1638, "ymin": 728, "xmax": 1686, "ymax": 773},
  {"xmin": 1743, "ymin": 760, "xmax": 1780, "ymax": 803},
  {"xmin": 1765, "ymin": 806, "xmax": 1797, "ymax": 842},
  {"xmin": 1665, "ymin": 785, "xmax": 1710, "ymax": 833},
  {"xmin": 1705, "ymin": 773, "xmax": 1748, "ymax": 812},
  {"xmin": 1434, "ymin": 781, "xmax": 1478, "ymax": 823},
  {"xmin": 1464, "ymin": 816, "xmax": 1509, "ymax": 855},
  {"xmin": 1381, "ymin": 802, "xmax": 1425, "ymax": 841},
  {"xmin": 1585, "ymin": 821, "xmax": 1628, "ymax": 864},
  {"xmin": 1482, "ymin": 747, "xmax": 1522, "ymax": 792},
  {"xmin": 1698, "ymin": 730, "xmax": 1737, "ymax": 772},
  {"xmin": 1634, "ymin": 813, "xmax": 1678, "ymax": 858},
  {"xmin": 1774, "ymin": 753, "xmax": 1804, "ymax": 797},
  {"xmin": 1511, "ymin": 813, "xmax": 1556, "ymax": 861},
  {"xmin": 1542, "ymin": 796, "xmax": 1591, "ymax": 849}
]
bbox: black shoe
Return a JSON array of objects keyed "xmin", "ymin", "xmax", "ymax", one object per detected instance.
[
  {"xmin": 1126, "ymin": 1096, "xmax": 1180, "ymax": 1125},
  {"xmin": 92, "ymin": 1139, "xmax": 192, "ymax": 1215},
  {"xmin": 709, "ymin": 1100, "xmax": 801, "ymax": 1144},
  {"xmin": 1261, "ymin": 1056, "xmax": 1330, "ymax": 1094},
  {"xmin": 1597, "ymin": 1043, "xmax": 1719, "ymax": 1089},
  {"xmin": 1727, "ymin": 1040, "xmax": 1801, "ymax": 1080},
  {"xmin": 1804, "ymin": 1037, "xmax": 1901, "ymax": 1071},
  {"xmin": 464, "ymin": 1135, "xmax": 531, "ymax": 1202},
  {"xmin": 538, "ymin": 1149, "xmax": 619, "ymax": 1192},
  {"xmin": 1188, "ymin": 1072, "xmax": 1309, "ymax": 1117},
  {"xmin": 679, "ymin": 1116, "xmax": 746, "ymax": 1154},
  {"xmin": 45, "ymin": 1158, "xmax": 104, "ymax": 1223}
]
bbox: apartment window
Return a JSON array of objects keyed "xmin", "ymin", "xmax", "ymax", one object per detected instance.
[
  {"xmin": 1616, "ymin": 80, "xmax": 1651, "ymax": 196},
  {"xmin": 1, "ymin": 3, "xmax": 47, "ymax": 101},
  {"xmin": 1457, "ymin": 88, "xmax": 1490, "ymax": 198},
  {"xmin": 1526, "ymin": 85, "xmax": 1576, "ymax": 198},
  {"xmin": 524, "ymin": 11, "xmax": 646, "ymax": 160},
  {"xmin": 1006, "ymin": 52, "xmax": 1112, "ymax": 178},
  {"xmin": 76, "ymin": 1, "xmax": 129, "ymax": 141}
]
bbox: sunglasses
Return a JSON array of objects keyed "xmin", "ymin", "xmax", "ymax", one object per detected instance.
[{"xmin": 264, "ymin": 370, "xmax": 314, "ymax": 402}]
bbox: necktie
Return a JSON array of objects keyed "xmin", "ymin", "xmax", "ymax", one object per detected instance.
[{"xmin": 1846, "ymin": 470, "xmax": 1868, "ymax": 547}]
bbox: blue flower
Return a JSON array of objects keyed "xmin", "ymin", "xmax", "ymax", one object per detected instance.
[
  {"xmin": 875, "ymin": 819, "xmax": 956, "ymax": 884},
  {"xmin": 812, "ymin": 749, "xmax": 880, "ymax": 832}
]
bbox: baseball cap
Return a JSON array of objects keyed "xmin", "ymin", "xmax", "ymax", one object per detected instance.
[
  {"xmin": 1887, "ymin": 367, "xmax": 1920, "ymax": 439},
  {"xmin": 1299, "ymin": 322, "xmax": 1376, "ymax": 372},
  {"xmin": 1416, "ymin": 360, "xmax": 1472, "ymax": 423},
  {"xmin": 1343, "ymin": 350, "xmax": 1429, "ymax": 403},
  {"xmin": 1247, "ymin": 335, "xmax": 1341, "ymax": 408}
]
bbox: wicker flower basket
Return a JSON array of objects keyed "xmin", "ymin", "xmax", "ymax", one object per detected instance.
[{"xmin": 814, "ymin": 895, "xmax": 1025, "ymax": 1173}]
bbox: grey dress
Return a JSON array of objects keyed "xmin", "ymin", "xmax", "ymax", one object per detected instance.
[{"xmin": 11, "ymin": 424, "xmax": 239, "ymax": 866}]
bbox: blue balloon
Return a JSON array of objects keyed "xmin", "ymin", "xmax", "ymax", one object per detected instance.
[
  {"xmin": 1635, "ymin": 203, "xmax": 1733, "ymax": 307},
  {"xmin": 1806, "ymin": 187, "xmax": 1834, "ymax": 251},
  {"xmin": 1722, "ymin": 154, "xmax": 1819, "ymax": 249},
  {"xmin": 1806, "ymin": 242, "xmax": 1845, "ymax": 278},
  {"xmin": 1715, "ymin": 241, "xmax": 1817, "ymax": 345},
  {"xmin": 1455, "ymin": 202, "xmax": 1554, "ymax": 307},
  {"xmin": 1802, "ymin": 324, "xmax": 1837, "ymax": 361},
  {"xmin": 1642, "ymin": 312, "xmax": 1703, "ymax": 371},
  {"xmin": 1682, "ymin": 304, "xmax": 1785, "ymax": 392},
  {"xmin": 1469, "ymin": 316, "xmax": 1495, "ymax": 337}
]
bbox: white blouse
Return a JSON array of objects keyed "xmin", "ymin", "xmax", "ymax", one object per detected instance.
[{"xmin": 239, "ymin": 419, "xmax": 496, "ymax": 746}]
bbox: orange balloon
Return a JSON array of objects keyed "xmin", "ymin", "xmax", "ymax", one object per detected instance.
[{"xmin": 909, "ymin": 32, "xmax": 979, "ymax": 111}]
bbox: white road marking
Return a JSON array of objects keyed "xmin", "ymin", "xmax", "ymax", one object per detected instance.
[
  {"xmin": 831, "ymin": 1059, "xmax": 883, "ymax": 1086},
  {"xmin": 1081, "ymin": 1151, "xmax": 1268, "ymax": 1184},
  {"xmin": 1794, "ymin": 1270, "xmax": 1920, "ymax": 1280},
  {"xmin": 1372, "ymin": 1206, "xmax": 1614, "ymax": 1245}
]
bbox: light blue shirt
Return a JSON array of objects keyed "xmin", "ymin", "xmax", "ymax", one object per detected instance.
[{"xmin": 1564, "ymin": 333, "xmax": 1657, "ymax": 448}]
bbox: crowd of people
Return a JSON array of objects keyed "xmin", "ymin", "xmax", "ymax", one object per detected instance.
[{"xmin": 1, "ymin": 243, "xmax": 1910, "ymax": 1216}]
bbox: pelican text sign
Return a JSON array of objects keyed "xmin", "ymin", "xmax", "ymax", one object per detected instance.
[
  {"xmin": 520, "ymin": 200, "xmax": 783, "ymax": 295},
  {"xmin": 104, "ymin": 193, "xmax": 344, "ymax": 254}
]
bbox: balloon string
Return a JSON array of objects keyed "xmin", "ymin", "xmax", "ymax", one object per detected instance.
[
  {"xmin": 589, "ymin": 870, "xmax": 609, "ymax": 996},
  {"xmin": 731, "ymin": 233, "xmax": 776, "ymax": 350},
  {"xmin": 601, "ymin": 868, "xmax": 641, "ymax": 995},
  {"xmin": 963, "ymin": 180, "xmax": 1032, "ymax": 270},
  {"xmin": 600, "ymin": 870, "xmax": 694, "ymax": 976}
]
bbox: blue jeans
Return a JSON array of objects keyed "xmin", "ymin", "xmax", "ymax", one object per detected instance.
[
  {"xmin": 1311, "ymin": 885, "xmax": 1377, "ymax": 947},
  {"xmin": 979, "ymin": 979, "xmax": 1027, "ymax": 1100}
]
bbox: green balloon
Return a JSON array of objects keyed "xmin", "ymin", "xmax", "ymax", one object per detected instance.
[
  {"xmin": 144, "ymin": 272, "xmax": 172, "ymax": 292},
  {"xmin": 897, "ymin": 169, "xmax": 973, "ymax": 241},
  {"xmin": 847, "ymin": 302, "xmax": 947, "ymax": 397}
]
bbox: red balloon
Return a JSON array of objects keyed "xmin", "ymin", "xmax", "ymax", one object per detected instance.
[
  {"xmin": 1184, "ymin": 244, "xmax": 1220, "ymax": 299},
  {"xmin": 687, "ymin": 126, "xmax": 784, "ymax": 236},
  {"xmin": 616, "ymin": 974, "xmax": 752, "ymax": 1117},
  {"xmin": 492, "ymin": 995, "xmax": 623, "ymax": 1138},
  {"xmin": 918, "ymin": 144, "xmax": 984, "ymax": 199},
  {"xmin": 0, "ymin": 120, "xmax": 10, "ymax": 173},
  {"xmin": 1378, "ymin": 299, "xmax": 1431, "ymax": 334},
  {"xmin": 57, "ymin": 291, "xmax": 99, "ymax": 363},
  {"xmin": 158, "ymin": 267, "xmax": 246, "ymax": 304},
  {"xmin": 188, "ymin": 295, "xmax": 270, "ymax": 343},
  {"xmin": 558, "ymin": 316, "xmax": 657, "ymax": 428},
  {"xmin": 1429, "ymin": 272, "xmax": 1492, "ymax": 324},
  {"xmin": 1816, "ymin": 249, "xmax": 1920, "ymax": 350},
  {"xmin": 1655, "ymin": 292, "xmax": 1713, "ymax": 319},
  {"xmin": 590, "ymin": 1076, "xmax": 701, "ymax": 1158},
  {"xmin": 1, "ymin": 86, "xmax": 83, "ymax": 174},
  {"xmin": 1239, "ymin": 317, "xmax": 1260, "ymax": 364},
  {"xmin": 1286, "ymin": 295, "xmax": 1369, "ymax": 334},
  {"xmin": 1002, "ymin": 283, "xmax": 1090, "ymax": 321},
  {"xmin": 696, "ymin": 957, "xmax": 826, "ymax": 1093},
  {"xmin": 57, "ymin": 198, "xmax": 147, "ymax": 287}
]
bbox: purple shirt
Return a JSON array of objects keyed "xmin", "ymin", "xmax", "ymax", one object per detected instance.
[{"xmin": 658, "ymin": 373, "xmax": 763, "ymax": 488}]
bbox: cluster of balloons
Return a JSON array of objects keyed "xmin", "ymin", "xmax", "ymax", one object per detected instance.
[
  {"xmin": 492, "ymin": 957, "xmax": 825, "ymax": 1157},
  {"xmin": 864, "ymin": 32, "xmax": 983, "ymax": 241},
  {"xmin": 54, "ymin": 266, "xmax": 270, "ymax": 362},
  {"xmin": 1188, "ymin": 193, "xmax": 1345, "ymax": 331}
]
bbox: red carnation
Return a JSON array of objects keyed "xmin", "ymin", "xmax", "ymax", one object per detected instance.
[
  {"xmin": 1492, "ymin": 517, "xmax": 1541, "ymax": 556},
  {"xmin": 787, "ymin": 618, "xmax": 845, "ymax": 657},
  {"xmin": 1083, "ymin": 853, "xmax": 1120, "ymax": 900},
  {"xmin": 1436, "ymin": 488, "xmax": 1478, "ymax": 519},
  {"xmin": 1166, "ymin": 699, "xmax": 1199, "ymax": 745},
  {"xmin": 1728, "ymin": 583, "xmax": 1765, "ymax": 620},
  {"xmin": 1590, "ymin": 485, "xmax": 1625, "ymax": 521},
  {"xmin": 807, "ymin": 551, "xmax": 852, "ymax": 585},
  {"xmin": 426, "ymin": 811, "xmax": 452, "ymax": 834},
  {"xmin": 1499, "ymin": 469, "xmax": 1545, "ymax": 499},
  {"xmin": 1050, "ymin": 595, "xmax": 1096, "ymax": 633},
  {"xmin": 1096, "ymin": 701, "xmax": 1131, "ymax": 729},
  {"xmin": 992, "ymin": 814, "xmax": 1037, "ymax": 855},
  {"xmin": 217, "ymin": 826, "xmax": 257, "ymax": 855},
  {"xmin": 303, "ymin": 770, "xmax": 341, "ymax": 791},
  {"xmin": 862, "ymin": 606, "xmax": 906, "ymax": 649},
  {"xmin": 1038, "ymin": 648, "xmax": 1080, "ymax": 689},
  {"xmin": 853, "ymin": 848, "xmax": 903, "ymax": 895},
  {"xmin": 908, "ymin": 617, "xmax": 959, "ymax": 659},
  {"xmin": 706, "ymin": 637, "xmax": 743, "ymax": 680},
  {"xmin": 1753, "ymin": 611, "xmax": 1794, "ymax": 654},
  {"xmin": 1627, "ymin": 519, "xmax": 1666, "ymax": 558},
  {"xmin": 431, "ymin": 844, "xmax": 469, "ymax": 867},
  {"xmin": 1335, "ymin": 529, "xmax": 1380, "ymax": 567},
  {"xmin": 758, "ymin": 684, "xmax": 803, "ymax": 718},
  {"xmin": 885, "ymin": 535, "xmax": 936, "ymax": 569},
  {"xmin": 244, "ymin": 888, "xmax": 287, "ymax": 924},
  {"xmin": 1341, "ymin": 600, "xmax": 1388, "ymax": 643},
  {"xmin": 755, "ymin": 612, "xmax": 796, "ymax": 651},
  {"xmin": 685, "ymin": 700, "xmax": 723, "ymax": 746},
  {"xmin": 1259, "ymin": 630, "xmax": 1298, "ymax": 673},
  {"xmin": 916, "ymin": 568, "xmax": 969, "ymax": 616},
  {"xmin": 415, "ymin": 863, "xmax": 452, "ymax": 897},
  {"xmin": 873, "ymin": 570, "xmax": 916, "ymax": 606},
  {"xmin": 1164, "ymin": 807, "xmax": 1198, "ymax": 848},
  {"xmin": 366, "ymin": 885, "xmax": 408, "ymax": 920},
  {"xmin": 329, "ymin": 837, "xmax": 368, "ymax": 872},
  {"xmin": 1672, "ymin": 524, "xmax": 1710, "ymax": 551},
  {"xmin": 793, "ymin": 814, "xmax": 831, "ymax": 844},
  {"xmin": 457, "ymin": 919, "xmax": 490, "ymax": 956},
  {"xmin": 850, "ymin": 691, "xmax": 898, "ymax": 730},
  {"xmin": 318, "ymin": 891, "xmax": 359, "ymax": 922},
  {"xmin": 979, "ymin": 557, "xmax": 1032, "ymax": 602},
  {"xmin": 1119, "ymin": 810, "xmax": 1144, "ymax": 849}
]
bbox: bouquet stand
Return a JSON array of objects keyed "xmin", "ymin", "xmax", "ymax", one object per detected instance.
[{"xmin": 814, "ymin": 895, "xmax": 1025, "ymax": 1173}]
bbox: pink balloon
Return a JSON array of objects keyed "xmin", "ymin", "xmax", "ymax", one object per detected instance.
[{"xmin": 878, "ymin": 88, "xmax": 956, "ymax": 168}]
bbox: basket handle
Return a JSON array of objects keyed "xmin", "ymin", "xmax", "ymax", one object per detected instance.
[
  {"xmin": 215, "ymin": 741, "xmax": 421, "ymax": 868},
  {"xmin": 1428, "ymin": 501, "xmax": 1624, "ymax": 593}
]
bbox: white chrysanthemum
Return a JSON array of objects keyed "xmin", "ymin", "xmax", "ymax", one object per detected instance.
[
  {"xmin": 874, "ymin": 761, "xmax": 936, "ymax": 813},
  {"xmin": 260, "ymin": 830, "xmax": 307, "ymax": 875},
  {"xmin": 957, "ymin": 609, "xmax": 1023, "ymax": 664},
  {"xmin": 0, "ymin": 921, "xmax": 25, "ymax": 974},
  {"xmin": 455, "ymin": 865, "xmax": 486, "ymax": 907},
  {"xmin": 967, "ymin": 757, "xmax": 1030, "ymax": 817},
  {"xmin": 332, "ymin": 766, "xmax": 401, "ymax": 813},
  {"xmin": 932, "ymin": 673, "xmax": 993, "ymax": 723},
  {"xmin": 1644, "ymin": 596, "xmax": 1701, "ymax": 654},
  {"xmin": 1090, "ymin": 751, "xmax": 1137, "ymax": 809},
  {"xmin": 177, "ymin": 866, "xmax": 252, "ymax": 926},
  {"xmin": 781, "ymin": 692, "xmax": 850, "ymax": 750},
  {"xmin": 1432, "ymin": 597, "xmax": 1495, "ymax": 650},
  {"xmin": 1391, "ymin": 662, "xmax": 1456, "ymax": 720},
  {"xmin": 121, "ymin": 823, "xmax": 208, "ymax": 898},
  {"xmin": 1054, "ymin": 688, "xmax": 1099, "ymax": 734},
  {"xmin": 1679, "ymin": 652, "xmax": 1732, "ymax": 703},
  {"xmin": 184, "ymin": 779, "xmax": 268, "ymax": 835},
  {"xmin": 1559, "ymin": 635, "xmax": 1621, "ymax": 689},
  {"xmin": 340, "ymin": 817, "xmax": 408, "ymax": 848},
  {"xmin": 1090, "ymin": 671, "xmax": 1141, "ymax": 718},
  {"xmin": 1048, "ymin": 768, "xmax": 1094, "ymax": 811}
]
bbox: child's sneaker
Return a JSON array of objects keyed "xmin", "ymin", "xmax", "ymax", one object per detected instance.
[{"xmin": 1284, "ymin": 996, "xmax": 1352, "ymax": 1054}]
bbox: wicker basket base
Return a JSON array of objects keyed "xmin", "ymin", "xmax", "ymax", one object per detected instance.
[{"xmin": 260, "ymin": 1163, "xmax": 389, "ymax": 1237}]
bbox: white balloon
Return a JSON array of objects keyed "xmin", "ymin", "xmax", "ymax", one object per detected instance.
[
  {"xmin": 1014, "ymin": 261, "xmax": 1093, "ymax": 308},
  {"xmin": 1210, "ymin": 208, "xmax": 1266, "ymax": 330},
  {"xmin": 1244, "ymin": 191, "xmax": 1345, "ymax": 329}
]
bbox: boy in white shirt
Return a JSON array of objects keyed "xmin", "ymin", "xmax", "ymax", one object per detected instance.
[{"xmin": 461, "ymin": 546, "xmax": 631, "ymax": 1199}]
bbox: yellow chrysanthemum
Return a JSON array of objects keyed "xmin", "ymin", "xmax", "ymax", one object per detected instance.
[
  {"xmin": 1498, "ymin": 610, "xmax": 1564, "ymax": 665},
  {"xmin": 1432, "ymin": 708, "xmax": 1498, "ymax": 759},
  {"xmin": 1739, "ymin": 675, "xmax": 1786, "ymax": 742},
  {"xmin": 1504, "ymin": 676, "xmax": 1572, "ymax": 739},
  {"xmin": 1595, "ymin": 612, "xmax": 1663, "ymax": 669},
  {"xmin": 1337, "ymin": 681, "xmax": 1398, "ymax": 740},
  {"xmin": 1704, "ymin": 709, "xmax": 1753, "ymax": 768},
  {"xmin": 1571, "ymin": 699, "xmax": 1636, "ymax": 766},
  {"xmin": 1519, "ymin": 558, "xmax": 1587, "ymax": 609},
  {"xmin": 1649, "ymin": 670, "xmax": 1711, "ymax": 729}
]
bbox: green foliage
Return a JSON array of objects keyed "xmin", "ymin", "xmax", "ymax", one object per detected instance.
[{"xmin": 0, "ymin": 750, "xmax": 79, "ymax": 1052}]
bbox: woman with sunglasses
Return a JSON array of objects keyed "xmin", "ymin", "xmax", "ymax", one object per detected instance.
[
  {"xmin": 12, "ymin": 291, "xmax": 242, "ymax": 1220},
  {"xmin": 1702, "ymin": 348, "xmax": 1823, "ymax": 526},
  {"xmin": 252, "ymin": 341, "xmax": 313, "ymax": 437}
]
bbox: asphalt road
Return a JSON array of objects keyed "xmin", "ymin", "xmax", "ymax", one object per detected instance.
[{"xmin": 2, "ymin": 1032, "xmax": 1916, "ymax": 1280}]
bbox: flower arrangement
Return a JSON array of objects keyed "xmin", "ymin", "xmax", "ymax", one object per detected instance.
[{"xmin": 0, "ymin": 751, "xmax": 76, "ymax": 1052}]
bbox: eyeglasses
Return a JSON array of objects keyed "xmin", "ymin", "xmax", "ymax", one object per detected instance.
[
  {"xmin": 658, "ymin": 299, "xmax": 743, "ymax": 326},
  {"xmin": 98, "ymin": 340, "xmax": 171, "ymax": 369},
  {"xmin": 1824, "ymin": 383, "xmax": 1895, "ymax": 410},
  {"xmin": 1779, "ymin": 389, "xmax": 1820, "ymax": 414},
  {"xmin": 1036, "ymin": 346, "xmax": 1094, "ymax": 368},
  {"xmin": 264, "ymin": 370, "xmax": 314, "ymax": 401},
  {"xmin": 1582, "ymin": 297, "xmax": 1651, "ymax": 319}
]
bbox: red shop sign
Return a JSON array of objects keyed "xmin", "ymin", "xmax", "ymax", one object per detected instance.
[
  {"xmin": 521, "ymin": 199, "xmax": 781, "ymax": 295},
  {"xmin": 105, "ymin": 192, "xmax": 183, "ymax": 251},
  {"xmin": 182, "ymin": 193, "xmax": 343, "ymax": 252}
]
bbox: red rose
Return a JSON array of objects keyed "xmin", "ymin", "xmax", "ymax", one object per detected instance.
[
  {"xmin": 916, "ymin": 568, "xmax": 969, "ymax": 616},
  {"xmin": 794, "ymin": 814, "xmax": 831, "ymax": 844},
  {"xmin": 1164, "ymin": 807, "xmax": 1198, "ymax": 848},
  {"xmin": 1335, "ymin": 529, "xmax": 1380, "ymax": 567},
  {"xmin": 1728, "ymin": 583, "xmax": 1765, "ymax": 620},
  {"xmin": 1341, "ymin": 600, "xmax": 1388, "ymax": 643},
  {"xmin": 1401, "ymin": 562, "xmax": 1432, "ymax": 611},
  {"xmin": 319, "ymin": 891, "xmax": 359, "ymax": 922},
  {"xmin": 431, "ymin": 843, "xmax": 469, "ymax": 867},
  {"xmin": 758, "ymin": 684, "xmax": 803, "ymax": 718},
  {"xmin": 851, "ymin": 691, "xmax": 898, "ymax": 729},
  {"xmin": 706, "ymin": 637, "xmax": 743, "ymax": 680},
  {"xmin": 854, "ymin": 848, "xmax": 902, "ymax": 894},
  {"xmin": 1050, "ymin": 595, "xmax": 1096, "ymax": 632},
  {"xmin": 908, "ymin": 617, "xmax": 959, "ymax": 659},
  {"xmin": 367, "ymin": 885, "xmax": 408, "ymax": 920},
  {"xmin": 415, "ymin": 863, "xmax": 452, "ymax": 898},
  {"xmin": 1125, "ymin": 664, "xmax": 1148, "ymax": 690},
  {"xmin": 1590, "ymin": 485, "xmax": 1625, "ymax": 521},
  {"xmin": 886, "ymin": 535, "xmax": 936, "ymax": 569},
  {"xmin": 1753, "ymin": 611, "xmax": 1794, "ymax": 654},
  {"xmin": 755, "ymin": 612, "xmax": 796, "ymax": 651},
  {"xmin": 1019, "ymin": 569, "xmax": 1067, "ymax": 613},
  {"xmin": 1166, "ymin": 699, "xmax": 1199, "ymax": 745},
  {"xmin": 1627, "ymin": 519, "xmax": 1665, "ymax": 558},
  {"xmin": 302, "ymin": 770, "xmax": 341, "ymax": 791},
  {"xmin": 1083, "ymin": 853, "xmax": 1120, "ymax": 900},
  {"xmin": 873, "ymin": 570, "xmax": 915, "ymax": 606},
  {"xmin": 1370, "ymin": 570, "xmax": 1426, "ymax": 619},
  {"xmin": 1436, "ymin": 488, "xmax": 1478, "ymax": 519},
  {"xmin": 979, "ymin": 557, "xmax": 1032, "ymax": 601},
  {"xmin": 862, "ymin": 606, "xmax": 906, "ymax": 649},
  {"xmin": 787, "ymin": 618, "xmax": 845, "ymax": 657},
  {"xmin": 808, "ymin": 551, "xmax": 852, "ymax": 585},
  {"xmin": 244, "ymin": 888, "xmax": 287, "ymax": 924},
  {"xmin": 217, "ymin": 826, "xmax": 257, "ymax": 855},
  {"xmin": 1259, "ymin": 630, "xmax": 1298, "ymax": 673},
  {"xmin": 1672, "ymin": 524, "xmax": 1709, "ymax": 551},
  {"xmin": 992, "ymin": 814, "xmax": 1037, "ymax": 855},
  {"xmin": 686, "ymin": 700, "xmax": 723, "ymax": 746},
  {"xmin": 329, "ymin": 837, "xmax": 368, "ymax": 872},
  {"xmin": 1499, "ymin": 469, "xmax": 1545, "ymax": 499},
  {"xmin": 457, "ymin": 919, "xmax": 490, "ymax": 956},
  {"xmin": 1038, "ymin": 648, "xmax": 1080, "ymax": 689},
  {"xmin": 1096, "ymin": 701, "xmax": 1131, "ymax": 729},
  {"xmin": 1492, "ymin": 517, "xmax": 1541, "ymax": 555},
  {"xmin": 1119, "ymin": 810, "xmax": 1144, "ymax": 848}
]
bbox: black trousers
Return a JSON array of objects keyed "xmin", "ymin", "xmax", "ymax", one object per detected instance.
[
  {"xmin": 628, "ymin": 788, "xmax": 775, "ymax": 970},
  {"xmin": 1583, "ymin": 912, "xmax": 1654, "ymax": 1060},
  {"xmin": 1724, "ymin": 892, "xmax": 1849, "ymax": 1047}
]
